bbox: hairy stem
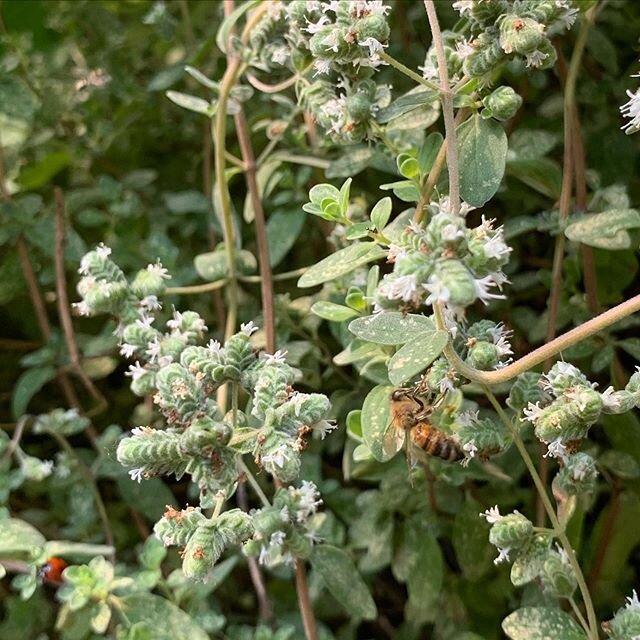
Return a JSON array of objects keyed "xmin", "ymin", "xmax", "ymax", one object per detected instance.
[
  {"xmin": 378, "ymin": 51, "xmax": 439, "ymax": 92},
  {"xmin": 424, "ymin": 0, "xmax": 460, "ymax": 215},
  {"xmin": 295, "ymin": 560, "xmax": 318, "ymax": 640},
  {"xmin": 434, "ymin": 296, "xmax": 640, "ymax": 385},
  {"xmin": 484, "ymin": 389, "xmax": 598, "ymax": 640}
]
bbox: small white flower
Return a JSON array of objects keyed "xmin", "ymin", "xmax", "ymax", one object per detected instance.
[
  {"xmin": 621, "ymin": 88, "xmax": 640, "ymax": 134},
  {"xmin": 146, "ymin": 337, "xmax": 162, "ymax": 363},
  {"xmin": 96, "ymin": 243, "xmax": 112, "ymax": 259},
  {"xmin": 272, "ymin": 45, "xmax": 289, "ymax": 66},
  {"xmin": 304, "ymin": 15, "xmax": 330, "ymax": 34},
  {"xmin": 452, "ymin": 0, "xmax": 473, "ymax": 15},
  {"xmin": 442, "ymin": 224, "xmax": 465, "ymax": 243},
  {"xmin": 458, "ymin": 411, "xmax": 479, "ymax": 428},
  {"xmin": 131, "ymin": 426, "xmax": 153, "ymax": 436},
  {"xmin": 523, "ymin": 401, "xmax": 544, "ymax": 424},
  {"xmin": 147, "ymin": 260, "xmax": 171, "ymax": 280},
  {"xmin": 295, "ymin": 480, "xmax": 322, "ymax": 522},
  {"xmin": 424, "ymin": 275, "xmax": 451, "ymax": 306},
  {"xmin": 359, "ymin": 36, "xmax": 386, "ymax": 57},
  {"xmin": 270, "ymin": 530, "xmax": 286, "ymax": 547},
  {"xmin": 455, "ymin": 39, "xmax": 475, "ymax": 60},
  {"xmin": 125, "ymin": 361, "xmax": 147, "ymax": 382},
  {"xmin": 167, "ymin": 309, "xmax": 183, "ymax": 331},
  {"xmin": 419, "ymin": 59, "xmax": 438, "ymax": 80},
  {"xmin": 387, "ymin": 244, "xmax": 407, "ymax": 262},
  {"xmin": 207, "ymin": 339, "xmax": 223, "ymax": 354},
  {"xmin": 626, "ymin": 590, "xmax": 640, "ymax": 610},
  {"xmin": 494, "ymin": 336, "xmax": 513, "ymax": 358},
  {"xmin": 136, "ymin": 314, "xmax": 155, "ymax": 330},
  {"xmin": 313, "ymin": 58, "xmax": 332, "ymax": 76},
  {"xmin": 279, "ymin": 506, "xmax": 290, "ymax": 522},
  {"xmin": 73, "ymin": 301, "xmax": 92, "ymax": 316},
  {"xmin": 311, "ymin": 419, "xmax": 337, "ymax": 439},
  {"xmin": 388, "ymin": 274, "xmax": 420, "ymax": 303},
  {"xmin": 129, "ymin": 468, "xmax": 146, "ymax": 483},
  {"xmin": 474, "ymin": 276, "xmax": 506, "ymax": 305},
  {"xmin": 545, "ymin": 439, "xmax": 568, "ymax": 461},
  {"xmin": 241, "ymin": 321, "xmax": 259, "ymax": 336},
  {"xmin": 525, "ymin": 50, "xmax": 549, "ymax": 69},
  {"xmin": 140, "ymin": 295, "xmax": 161, "ymax": 311},
  {"xmin": 463, "ymin": 440, "xmax": 478, "ymax": 458},
  {"xmin": 262, "ymin": 444, "xmax": 290, "ymax": 469},
  {"xmin": 494, "ymin": 546, "xmax": 511, "ymax": 565},
  {"xmin": 480, "ymin": 505, "xmax": 502, "ymax": 524},
  {"xmin": 265, "ymin": 350, "xmax": 288, "ymax": 364},
  {"xmin": 120, "ymin": 343, "xmax": 137, "ymax": 358},
  {"xmin": 320, "ymin": 30, "xmax": 341, "ymax": 52}
]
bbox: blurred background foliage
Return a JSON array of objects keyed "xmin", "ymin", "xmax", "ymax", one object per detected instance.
[{"xmin": 3, "ymin": 1, "xmax": 640, "ymax": 639}]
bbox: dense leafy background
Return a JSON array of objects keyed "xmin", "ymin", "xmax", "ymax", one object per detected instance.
[{"xmin": 3, "ymin": 1, "xmax": 640, "ymax": 639}]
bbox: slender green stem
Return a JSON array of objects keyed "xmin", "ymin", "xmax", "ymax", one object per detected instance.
[
  {"xmin": 232, "ymin": 382, "xmax": 239, "ymax": 427},
  {"xmin": 238, "ymin": 458, "xmax": 271, "ymax": 508},
  {"xmin": 424, "ymin": 0, "xmax": 460, "ymax": 214},
  {"xmin": 433, "ymin": 296, "xmax": 640, "ymax": 385},
  {"xmin": 483, "ymin": 389, "xmax": 598, "ymax": 640},
  {"xmin": 270, "ymin": 152, "xmax": 331, "ymax": 170},
  {"xmin": 570, "ymin": 596, "xmax": 591, "ymax": 637},
  {"xmin": 378, "ymin": 51, "xmax": 440, "ymax": 92},
  {"xmin": 166, "ymin": 279, "xmax": 228, "ymax": 295}
]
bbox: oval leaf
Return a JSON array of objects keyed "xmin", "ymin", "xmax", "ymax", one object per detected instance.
[
  {"xmin": 12, "ymin": 366, "xmax": 56, "ymax": 419},
  {"xmin": 502, "ymin": 607, "xmax": 587, "ymax": 640},
  {"xmin": 370, "ymin": 197, "xmax": 392, "ymax": 231},
  {"xmin": 349, "ymin": 312, "xmax": 435, "ymax": 345},
  {"xmin": 298, "ymin": 243, "xmax": 386, "ymax": 288},
  {"xmin": 361, "ymin": 384, "xmax": 394, "ymax": 462},
  {"xmin": 165, "ymin": 91, "xmax": 212, "ymax": 116},
  {"xmin": 0, "ymin": 518, "xmax": 46, "ymax": 557},
  {"xmin": 311, "ymin": 301, "xmax": 359, "ymax": 322},
  {"xmin": 565, "ymin": 209, "xmax": 640, "ymax": 250},
  {"xmin": 387, "ymin": 329, "xmax": 448, "ymax": 385},
  {"xmin": 457, "ymin": 114, "xmax": 507, "ymax": 207},
  {"xmin": 311, "ymin": 545, "xmax": 377, "ymax": 621}
]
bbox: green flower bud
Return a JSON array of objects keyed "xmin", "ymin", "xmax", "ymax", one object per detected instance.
[
  {"xmin": 625, "ymin": 368, "xmax": 640, "ymax": 395},
  {"xmin": 463, "ymin": 38, "xmax": 505, "ymax": 78},
  {"xmin": 250, "ymin": 360, "xmax": 296, "ymax": 421},
  {"xmin": 79, "ymin": 247, "xmax": 126, "ymax": 283},
  {"xmin": 285, "ymin": 528, "xmax": 313, "ymax": 560},
  {"xmin": 470, "ymin": 0, "xmax": 509, "ymax": 25},
  {"xmin": 180, "ymin": 345, "xmax": 225, "ymax": 386},
  {"xmin": 154, "ymin": 506, "xmax": 205, "ymax": 546},
  {"xmin": 188, "ymin": 447, "xmax": 239, "ymax": 506},
  {"xmin": 130, "ymin": 369, "xmax": 156, "ymax": 397},
  {"xmin": 601, "ymin": 389, "xmax": 636, "ymax": 415},
  {"xmin": 130, "ymin": 268, "xmax": 167, "ymax": 298},
  {"xmin": 482, "ymin": 86, "xmax": 523, "ymax": 121},
  {"xmin": 159, "ymin": 334, "xmax": 189, "ymax": 362},
  {"xmin": 346, "ymin": 92, "xmax": 372, "ymax": 121},
  {"xmin": 500, "ymin": 16, "xmax": 545, "ymax": 56},
  {"xmin": 182, "ymin": 510, "xmax": 253, "ymax": 582},
  {"xmin": 545, "ymin": 362, "xmax": 590, "ymax": 396},
  {"xmin": 183, "ymin": 416, "xmax": 232, "ymax": 452},
  {"xmin": 531, "ymin": 38, "xmax": 557, "ymax": 70},
  {"xmin": 541, "ymin": 549, "xmax": 577, "ymax": 597},
  {"xmin": 467, "ymin": 320, "xmax": 500, "ymax": 342},
  {"xmin": 356, "ymin": 15, "xmax": 390, "ymax": 44},
  {"xmin": 466, "ymin": 340, "xmax": 499, "ymax": 370},
  {"xmin": 426, "ymin": 357, "xmax": 455, "ymax": 392},
  {"xmin": 275, "ymin": 393, "xmax": 331, "ymax": 430},
  {"xmin": 122, "ymin": 322, "xmax": 161, "ymax": 351},
  {"xmin": 603, "ymin": 596, "xmax": 640, "ymax": 639},
  {"xmin": 552, "ymin": 453, "xmax": 598, "ymax": 498},
  {"xmin": 82, "ymin": 281, "xmax": 129, "ymax": 315},
  {"xmin": 20, "ymin": 455, "xmax": 54, "ymax": 481},
  {"xmin": 155, "ymin": 364, "xmax": 203, "ymax": 423},
  {"xmin": 489, "ymin": 512, "xmax": 533, "ymax": 552},
  {"xmin": 258, "ymin": 431, "xmax": 301, "ymax": 483},
  {"xmin": 221, "ymin": 329, "xmax": 257, "ymax": 382},
  {"xmin": 168, "ymin": 310, "xmax": 207, "ymax": 342},
  {"xmin": 117, "ymin": 428, "xmax": 189, "ymax": 478},
  {"xmin": 435, "ymin": 259, "xmax": 477, "ymax": 307}
]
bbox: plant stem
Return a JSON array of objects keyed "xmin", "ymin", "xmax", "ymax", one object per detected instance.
[
  {"xmin": 166, "ymin": 279, "xmax": 228, "ymax": 295},
  {"xmin": 433, "ymin": 295, "xmax": 640, "ymax": 385},
  {"xmin": 295, "ymin": 560, "xmax": 318, "ymax": 640},
  {"xmin": 570, "ymin": 596, "xmax": 591, "ymax": 637},
  {"xmin": 238, "ymin": 458, "xmax": 270, "ymax": 508},
  {"xmin": 424, "ymin": 0, "xmax": 460, "ymax": 215},
  {"xmin": 234, "ymin": 107, "xmax": 276, "ymax": 353},
  {"xmin": 54, "ymin": 188, "xmax": 106, "ymax": 429},
  {"xmin": 483, "ymin": 389, "xmax": 598, "ymax": 640},
  {"xmin": 378, "ymin": 51, "xmax": 439, "ymax": 92}
]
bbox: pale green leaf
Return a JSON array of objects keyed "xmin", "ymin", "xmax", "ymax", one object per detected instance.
[
  {"xmin": 298, "ymin": 243, "xmax": 386, "ymax": 288},
  {"xmin": 311, "ymin": 301, "xmax": 359, "ymax": 322},
  {"xmin": 457, "ymin": 114, "xmax": 507, "ymax": 207},
  {"xmin": 165, "ymin": 91, "xmax": 212, "ymax": 116},
  {"xmin": 387, "ymin": 329, "xmax": 447, "ymax": 385},
  {"xmin": 370, "ymin": 197, "xmax": 392, "ymax": 231},
  {"xmin": 311, "ymin": 545, "xmax": 377, "ymax": 621},
  {"xmin": 0, "ymin": 519, "xmax": 45, "ymax": 557},
  {"xmin": 360, "ymin": 384, "xmax": 394, "ymax": 462},
  {"xmin": 349, "ymin": 312, "xmax": 435, "ymax": 345},
  {"xmin": 565, "ymin": 209, "xmax": 640, "ymax": 250},
  {"xmin": 376, "ymin": 88, "xmax": 438, "ymax": 123},
  {"xmin": 502, "ymin": 607, "xmax": 586, "ymax": 640},
  {"xmin": 12, "ymin": 366, "xmax": 56, "ymax": 419}
]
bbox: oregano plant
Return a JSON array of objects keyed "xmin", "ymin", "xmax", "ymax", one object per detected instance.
[{"xmin": 3, "ymin": 1, "xmax": 640, "ymax": 639}]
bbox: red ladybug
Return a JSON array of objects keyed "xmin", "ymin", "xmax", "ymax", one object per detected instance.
[{"xmin": 38, "ymin": 557, "xmax": 68, "ymax": 585}]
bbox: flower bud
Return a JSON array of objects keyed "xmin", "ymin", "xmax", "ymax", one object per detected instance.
[
  {"xmin": 530, "ymin": 38, "xmax": 557, "ymax": 70},
  {"xmin": 625, "ymin": 368, "xmax": 640, "ymax": 395},
  {"xmin": 259, "ymin": 431, "xmax": 301, "ymax": 483},
  {"xmin": 130, "ymin": 369, "xmax": 156, "ymax": 397},
  {"xmin": 544, "ymin": 362, "xmax": 590, "ymax": 396},
  {"xmin": 541, "ymin": 549, "xmax": 577, "ymax": 597},
  {"xmin": 463, "ymin": 38, "xmax": 505, "ymax": 78},
  {"xmin": 508, "ymin": 372, "xmax": 545, "ymax": 412},
  {"xmin": 601, "ymin": 389, "xmax": 636, "ymax": 414},
  {"xmin": 131, "ymin": 268, "xmax": 167, "ymax": 298},
  {"xmin": 154, "ymin": 506, "xmax": 205, "ymax": 547},
  {"xmin": 482, "ymin": 86, "xmax": 523, "ymax": 121},
  {"xmin": 489, "ymin": 511, "xmax": 533, "ymax": 552},
  {"xmin": 122, "ymin": 322, "xmax": 160, "ymax": 351},
  {"xmin": 552, "ymin": 452, "xmax": 598, "ymax": 498},
  {"xmin": 346, "ymin": 92, "xmax": 372, "ymax": 121},
  {"xmin": 470, "ymin": 0, "xmax": 509, "ymax": 25},
  {"xmin": 82, "ymin": 281, "xmax": 128, "ymax": 315},
  {"xmin": 500, "ymin": 16, "xmax": 545, "ymax": 56},
  {"xmin": 356, "ymin": 15, "xmax": 390, "ymax": 44},
  {"xmin": 466, "ymin": 340, "xmax": 499, "ymax": 370},
  {"xmin": 603, "ymin": 593, "xmax": 640, "ymax": 640},
  {"xmin": 435, "ymin": 259, "xmax": 477, "ymax": 307}
]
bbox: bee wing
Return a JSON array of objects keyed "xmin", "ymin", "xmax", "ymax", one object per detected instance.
[{"xmin": 382, "ymin": 419, "xmax": 405, "ymax": 457}]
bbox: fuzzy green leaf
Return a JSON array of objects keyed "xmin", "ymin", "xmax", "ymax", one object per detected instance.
[
  {"xmin": 311, "ymin": 301, "xmax": 359, "ymax": 322},
  {"xmin": 565, "ymin": 209, "xmax": 640, "ymax": 249},
  {"xmin": 11, "ymin": 366, "xmax": 56, "ymax": 419},
  {"xmin": 502, "ymin": 607, "xmax": 586, "ymax": 640},
  {"xmin": 370, "ymin": 197, "xmax": 392, "ymax": 231},
  {"xmin": 0, "ymin": 519, "xmax": 45, "ymax": 557},
  {"xmin": 349, "ymin": 312, "xmax": 435, "ymax": 345},
  {"xmin": 298, "ymin": 243, "xmax": 386, "ymax": 288},
  {"xmin": 165, "ymin": 91, "xmax": 213, "ymax": 116},
  {"xmin": 360, "ymin": 384, "xmax": 394, "ymax": 462},
  {"xmin": 387, "ymin": 329, "xmax": 447, "ymax": 385},
  {"xmin": 311, "ymin": 545, "xmax": 377, "ymax": 621},
  {"xmin": 457, "ymin": 114, "xmax": 507, "ymax": 207}
]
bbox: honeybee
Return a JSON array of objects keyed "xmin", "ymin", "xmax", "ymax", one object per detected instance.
[{"xmin": 385, "ymin": 387, "xmax": 463, "ymax": 463}]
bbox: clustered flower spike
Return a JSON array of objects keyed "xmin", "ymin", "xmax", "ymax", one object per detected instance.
[
  {"xmin": 73, "ymin": 246, "xmax": 333, "ymax": 579},
  {"xmin": 375, "ymin": 203, "xmax": 511, "ymax": 315},
  {"xmin": 243, "ymin": 481, "xmax": 323, "ymax": 568},
  {"xmin": 603, "ymin": 590, "xmax": 640, "ymax": 639},
  {"xmin": 246, "ymin": 1, "xmax": 392, "ymax": 143},
  {"xmin": 523, "ymin": 362, "xmax": 640, "ymax": 458}
]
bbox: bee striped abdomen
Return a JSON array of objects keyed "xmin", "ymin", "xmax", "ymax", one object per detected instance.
[{"xmin": 410, "ymin": 422, "xmax": 463, "ymax": 462}]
